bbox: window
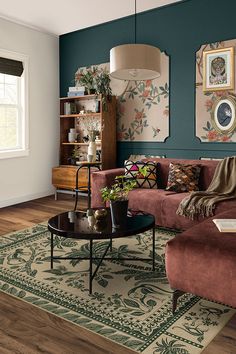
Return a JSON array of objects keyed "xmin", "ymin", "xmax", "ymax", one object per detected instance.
[{"xmin": 0, "ymin": 49, "xmax": 29, "ymax": 159}]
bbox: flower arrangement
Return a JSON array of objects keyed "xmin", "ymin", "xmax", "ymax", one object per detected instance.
[{"xmin": 80, "ymin": 116, "xmax": 101, "ymax": 142}]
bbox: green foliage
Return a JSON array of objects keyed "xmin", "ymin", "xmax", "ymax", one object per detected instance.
[
  {"xmin": 101, "ymin": 175, "xmax": 136, "ymax": 202},
  {"xmin": 75, "ymin": 66, "xmax": 112, "ymax": 110},
  {"xmin": 71, "ymin": 146, "xmax": 80, "ymax": 159},
  {"xmin": 95, "ymin": 71, "xmax": 112, "ymax": 98},
  {"xmin": 76, "ymin": 66, "xmax": 98, "ymax": 92}
]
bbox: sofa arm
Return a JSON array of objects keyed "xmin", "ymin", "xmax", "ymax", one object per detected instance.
[{"xmin": 91, "ymin": 168, "xmax": 125, "ymax": 208}]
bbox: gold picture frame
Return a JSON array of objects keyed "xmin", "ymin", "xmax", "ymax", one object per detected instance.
[
  {"xmin": 211, "ymin": 95, "xmax": 236, "ymax": 134},
  {"xmin": 203, "ymin": 47, "xmax": 235, "ymax": 92}
]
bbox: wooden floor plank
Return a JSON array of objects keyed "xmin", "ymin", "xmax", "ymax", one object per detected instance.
[
  {"xmin": 0, "ymin": 291, "xmax": 136, "ymax": 354},
  {"xmin": 0, "ymin": 194, "xmax": 235, "ymax": 354}
]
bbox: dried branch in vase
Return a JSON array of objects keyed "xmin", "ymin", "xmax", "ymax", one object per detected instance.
[{"xmin": 80, "ymin": 116, "xmax": 101, "ymax": 142}]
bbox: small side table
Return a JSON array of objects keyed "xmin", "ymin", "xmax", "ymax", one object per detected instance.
[{"xmin": 74, "ymin": 161, "xmax": 101, "ymax": 211}]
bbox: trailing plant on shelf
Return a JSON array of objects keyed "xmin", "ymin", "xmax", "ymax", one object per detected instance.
[
  {"xmin": 75, "ymin": 66, "xmax": 98, "ymax": 94},
  {"xmin": 95, "ymin": 71, "xmax": 112, "ymax": 111},
  {"xmin": 68, "ymin": 146, "xmax": 80, "ymax": 165},
  {"xmin": 75, "ymin": 66, "xmax": 112, "ymax": 110}
]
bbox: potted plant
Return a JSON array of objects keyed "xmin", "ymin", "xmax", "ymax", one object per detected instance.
[
  {"xmin": 68, "ymin": 146, "xmax": 80, "ymax": 165},
  {"xmin": 75, "ymin": 66, "xmax": 98, "ymax": 94},
  {"xmin": 101, "ymin": 176, "xmax": 136, "ymax": 228},
  {"xmin": 75, "ymin": 66, "xmax": 112, "ymax": 110},
  {"xmin": 94, "ymin": 70, "xmax": 112, "ymax": 111}
]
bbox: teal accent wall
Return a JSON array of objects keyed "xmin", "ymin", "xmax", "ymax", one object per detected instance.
[{"xmin": 60, "ymin": 0, "xmax": 236, "ymax": 166}]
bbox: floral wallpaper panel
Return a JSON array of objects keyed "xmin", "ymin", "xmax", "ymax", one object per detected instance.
[{"xmin": 75, "ymin": 52, "xmax": 169, "ymax": 142}]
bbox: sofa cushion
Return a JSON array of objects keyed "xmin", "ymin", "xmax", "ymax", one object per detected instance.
[
  {"xmin": 161, "ymin": 192, "xmax": 206, "ymax": 230},
  {"xmin": 166, "ymin": 162, "xmax": 201, "ymax": 192},
  {"xmin": 128, "ymin": 189, "xmax": 174, "ymax": 225},
  {"xmin": 160, "ymin": 192, "xmax": 236, "ymax": 230},
  {"xmin": 124, "ymin": 160, "xmax": 158, "ymax": 189},
  {"xmin": 165, "ymin": 208, "xmax": 236, "ymax": 308}
]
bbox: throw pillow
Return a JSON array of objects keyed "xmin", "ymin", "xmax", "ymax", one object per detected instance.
[
  {"xmin": 124, "ymin": 160, "xmax": 158, "ymax": 189},
  {"xmin": 166, "ymin": 163, "xmax": 201, "ymax": 192},
  {"xmin": 128, "ymin": 154, "xmax": 165, "ymax": 161}
]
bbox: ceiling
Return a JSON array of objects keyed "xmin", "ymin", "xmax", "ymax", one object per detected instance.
[{"xmin": 0, "ymin": 0, "xmax": 183, "ymax": 36}]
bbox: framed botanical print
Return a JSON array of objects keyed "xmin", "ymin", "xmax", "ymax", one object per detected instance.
[
  {"xmin": 203, "ymin": 47, "xmax": 234, "ymax": 92},
  {"xmin": 211, "ymin": 95, "xmax": 236, "ymax": 133}
]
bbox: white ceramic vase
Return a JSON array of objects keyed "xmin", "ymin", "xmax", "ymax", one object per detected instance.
[
  {"xmin": 87, "ymin": 141, "xmax": 96, "ymax": 162},
  {"xmin": 68, "ymin": 132, "xmax": 76, "ymax": 142}
]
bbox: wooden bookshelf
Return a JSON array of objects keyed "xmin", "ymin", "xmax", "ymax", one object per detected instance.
[{"xmin": 52, "ymin": 94, "xmax": 116, "ymax": 196}]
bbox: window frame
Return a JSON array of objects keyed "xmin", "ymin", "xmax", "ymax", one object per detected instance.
[{"xmin": 0, "ymin": 48, "xmax": 29, "ymax": 159}]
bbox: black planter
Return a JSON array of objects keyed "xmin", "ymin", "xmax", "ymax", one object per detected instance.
[{"xmin": 110, "ymin": 200, "xmax": 128, "ymax": 229}]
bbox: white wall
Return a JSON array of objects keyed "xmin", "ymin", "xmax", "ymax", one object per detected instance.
[{"xmin": 0, "ymin": 18, "xmax": 59, "ymax": 207}]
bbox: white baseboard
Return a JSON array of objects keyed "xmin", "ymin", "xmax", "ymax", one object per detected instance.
[{"xmin": 0, "ymin": 189, "xmax": 54, "ymax": 208}]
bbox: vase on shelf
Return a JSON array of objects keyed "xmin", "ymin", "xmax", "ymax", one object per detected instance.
[
  {"xmin": 68, "ymin": 128, "xmax": 76, "ymax": 143},
  {"xmin": 87, "ymin": 141, "xmax": 96, "ymax": 162}
]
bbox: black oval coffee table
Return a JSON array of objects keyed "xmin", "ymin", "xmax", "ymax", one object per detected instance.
[{"xmin": 48, "ymin": 209, "xmax": 155, "ymax": 294}]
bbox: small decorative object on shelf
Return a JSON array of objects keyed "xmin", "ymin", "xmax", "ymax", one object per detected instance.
[
  {"xmin": 68, "ymin": 128, "xmax": 77, "ymax": 143},
  {"xmin": 82, "ymin": 135, "xmax": 89, "ymax": 143},
  {"xmin": 96, "ymin": 149, "xmax": 101, "ymax": 161}
]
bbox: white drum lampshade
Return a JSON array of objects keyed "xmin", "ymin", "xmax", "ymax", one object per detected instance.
[{"xmin": 110, "ymin": 43, "xmax": 161, "ymax": 81}]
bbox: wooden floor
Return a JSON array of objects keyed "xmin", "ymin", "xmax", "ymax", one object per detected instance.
[{"xmin": 0, "ymin": 195, "xmax": 235, "ymax": 354}]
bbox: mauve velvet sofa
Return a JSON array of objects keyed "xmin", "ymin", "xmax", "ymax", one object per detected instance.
[{"xmin": 91, "ymin": 157, "xmax": 236, "ymax": 309}]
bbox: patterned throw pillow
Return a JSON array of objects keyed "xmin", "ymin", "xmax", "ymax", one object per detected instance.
[
  {"xmin": 124, "ymin": 160, "xmax": 158, "ymax": 189},
  {"xmin": 166, "ymin": 163, "xmax": 201, "ymax": 192},
  {"xmin": 128, "ymin": 154, "xmax": 165, "ymax": 161}
]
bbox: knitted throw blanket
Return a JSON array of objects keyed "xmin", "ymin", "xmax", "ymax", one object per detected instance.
[{"xmin": 176, "ymin": 156, "xmax": 236, "ymax": 219}]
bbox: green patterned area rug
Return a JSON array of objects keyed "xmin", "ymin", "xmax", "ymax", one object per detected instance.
[{"xmin": 0, "ymin": 224, "xmax": 235, "ymax": 353}]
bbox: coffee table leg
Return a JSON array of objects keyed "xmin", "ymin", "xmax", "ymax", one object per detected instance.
[
  {"xmin": 51, "ymin": 232, "xmax": 54, "ymax": 269},
  {"xmin": 89, "ymin": 239, "xmax": 93, "ymax": 294},
  {"xmin": 152, "ymin": 227, "xmax": 155, "ymax": 271}
]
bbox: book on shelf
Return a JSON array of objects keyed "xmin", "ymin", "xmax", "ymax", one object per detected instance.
[
  {"xmin": 64, "ymin": 102, "xmax": 71, "ymax": 115},
  {"xmin": 69, "ymin": 86, "xmax": 86, "ymax": 92},
  {"xmin": 67, "ymin": 91, "xmax": 85, "ymax": 97},
  {"xmin": 213, "ymin": 219, "xmax": 236, "ymax": 232},
  {"xmin": 64, "ymin": 102, "xmax": 77, "ymax": 115}
]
